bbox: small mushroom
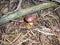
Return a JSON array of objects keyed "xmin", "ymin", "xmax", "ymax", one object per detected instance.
[
  {"xmin": 24, "ymin": 13, "xmax": 37, "ymax": 23},
  {"xmin": 24, "ymin": 13, "xmax": 37, "ymax": 28}
]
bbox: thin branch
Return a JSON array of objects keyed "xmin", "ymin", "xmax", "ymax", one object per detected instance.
[
  {"xmin": 0, "ymin": 2, "xmax": 58, "ymax": 25},
  {"xmin": 15, "ymin": 0, "xmax": 22, "ymax": 11},
  {"xmin": 34, "ymin": 28, "xmax": 56, "ymax": 36}
]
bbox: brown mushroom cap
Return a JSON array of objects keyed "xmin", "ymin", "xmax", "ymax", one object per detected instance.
[{"xmin": 25, "ymin": 13, "xmax": 37, "ymax": 23}]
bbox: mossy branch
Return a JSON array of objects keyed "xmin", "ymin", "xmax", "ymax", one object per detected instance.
[{"xmin": 0, "ymin": 2, "xmax": 58, "ymax": 25}]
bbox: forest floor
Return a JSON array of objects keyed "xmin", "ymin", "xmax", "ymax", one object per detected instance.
[{"xmin": 0, "ymin": 0, "xmax": 60, "ymax": 45}]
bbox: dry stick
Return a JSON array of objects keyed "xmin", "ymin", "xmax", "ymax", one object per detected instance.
[
  {"xmin": 10, "ymin": 33, "xmax": 27, "ymax": 44},
  {"xmin": 14, "ymin": 0, "xmax": 22, "ymax": 11},
  {"xmin": 34, "ymin": 28, "xmax": 56, "ymax": 36},
  {"xmin": 0, "ymin": 2, "xmax": 58, "ymax": 25}
]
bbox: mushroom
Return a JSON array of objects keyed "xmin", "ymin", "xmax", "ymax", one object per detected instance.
[
  {"xmin": 24, "ymin": 13, "xmax": 37, "ymax": 23},
  {"xmin": 24, "ymin": 13, "xmax": 37, "ymax": 28}
]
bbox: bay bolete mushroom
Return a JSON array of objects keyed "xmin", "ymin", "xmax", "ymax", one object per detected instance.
[
  {"xmin": 24, "ymin": 13, "xmax": 37, "ymax": 23},
  {"xmin": 24, "ymin": 13, "xmax": 37, "ymax": 28}
]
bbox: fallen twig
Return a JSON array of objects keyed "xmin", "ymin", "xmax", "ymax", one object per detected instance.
[
  {"xmin": 34, "ymin": 28, "xmax": 56, "ymax": 36},
  {"xmin": 0, "ymin": 2, "xmax": 58, "ymax": 25}
]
